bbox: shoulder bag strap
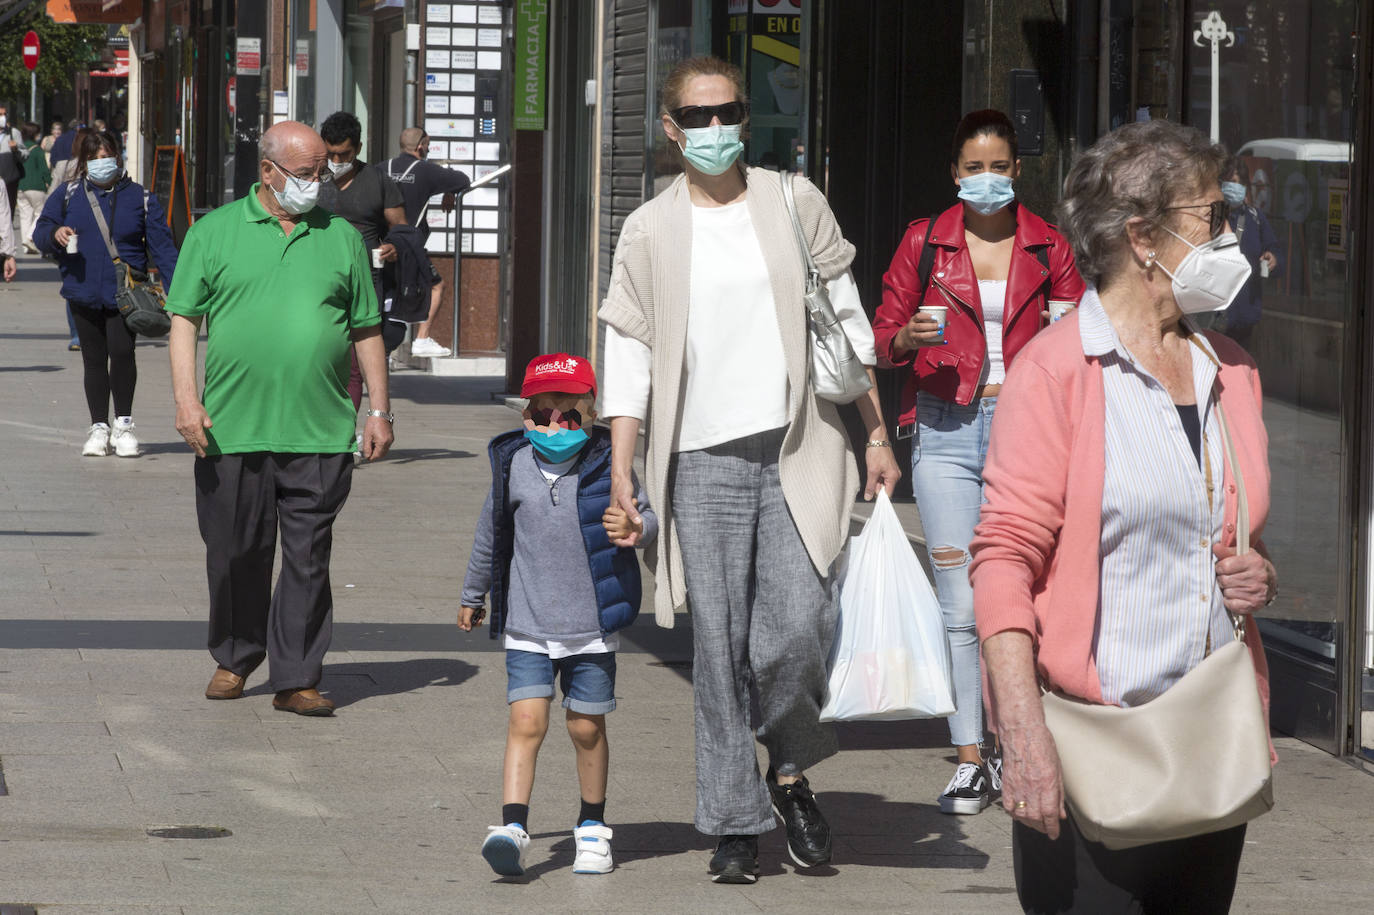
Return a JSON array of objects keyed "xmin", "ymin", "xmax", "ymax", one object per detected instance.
[
  {"xmin": 915, "ymin": 217, "xmax": 940, "ymax": 296},
  {"xmin": 1214, "ymin": 400, "xmax": 1250, "ymax": 640},
  {"xmin": 84, "ymin": 184, "xmax": 121, "ymax": 263},
  {"xmin": 778, "ymin": 170, "xmax": 819, "ymax": 292}
]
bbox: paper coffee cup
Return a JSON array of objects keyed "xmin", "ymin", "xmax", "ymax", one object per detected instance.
[
  {"xmin": 65, "ymin": 234, "xmax": 77, "ymax": 254},
  {"xmin": 1259, "ymin": 259, "xmax": 1270, "ymax": 279},
  {"xmin": 918, "ymin": 305, "xmax": 948, "ymax": 341},
  {"xmin": 1048, "ymin": 300, "xmax": 1076, "ymax": 322},
  {"xmin": 371, "ymin": 248, "xmax": 384, "ymax": 270}
]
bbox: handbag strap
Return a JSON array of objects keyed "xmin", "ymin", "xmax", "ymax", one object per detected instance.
[
  {"xmin": 1213, "ymin": 400, "xmax": 1250, "ymax": 641},
  {"xmin": 778, "ymin": 171, "xmax": 820, "ymax": 291},
  {"xmin": 84, "ymin": 183, "xmax": 121, "ymax": 264}
]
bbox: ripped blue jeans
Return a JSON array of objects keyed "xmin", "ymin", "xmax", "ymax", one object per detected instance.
[{"xmin": 910, "ymin": 392, "xmax": 995, "ymax": 748}]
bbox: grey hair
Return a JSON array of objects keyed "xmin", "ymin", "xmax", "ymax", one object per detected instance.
[
  {"xmin": 259, "ymin": 130, "xmax": 284, "ymax": 164},
  {"xmin": 1058, "ymin": 120, "xmax": 1228, "ymax": 289}
]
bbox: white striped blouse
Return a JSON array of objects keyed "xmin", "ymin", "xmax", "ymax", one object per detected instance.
[{"xmin": 1080, "ymin": 290, "xmax": 1237, "ymax": 708}]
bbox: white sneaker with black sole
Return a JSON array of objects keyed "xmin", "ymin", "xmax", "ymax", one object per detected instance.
[{"xmin": 939, "ymin": 761, "xmax": 992, "ymax": 815}]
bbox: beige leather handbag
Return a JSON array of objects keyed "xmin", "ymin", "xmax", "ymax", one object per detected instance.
[{"xmin": 1041, "ymin": 405, "xmax": 1274, "ymax": 850}]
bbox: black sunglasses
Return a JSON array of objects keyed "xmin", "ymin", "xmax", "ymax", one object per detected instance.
[
  {"xmin": 670, "ymin": 102, "xmax": 747, "ymax": 129},
  {"xmin": 1164, "ymin": 200, "xmax": 1228, "ymax": 238}
]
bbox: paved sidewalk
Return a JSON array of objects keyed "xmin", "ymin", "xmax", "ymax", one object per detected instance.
[{"xmin": 0, "ymin": 253, "xmax": 1372, "ymax": 913}]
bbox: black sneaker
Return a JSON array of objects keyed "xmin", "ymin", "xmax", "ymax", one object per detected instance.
[
  {"xmin": 938, "ymin": 761, "xmax": 992, "ymax": 815},
  {"xmin": 766, "ymin": 769, "xmax": 833, "ymax": 867},
  {"xmin": 708, "ymin": 834, "xmax": 759, "ymax": 884}
]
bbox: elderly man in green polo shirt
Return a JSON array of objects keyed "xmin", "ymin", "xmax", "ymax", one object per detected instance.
[{"xmin": 166, "ymin": 120, "xmax": 394, "ymax": 717}]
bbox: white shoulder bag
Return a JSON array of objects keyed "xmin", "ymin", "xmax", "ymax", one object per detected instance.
[{"xmin": 779, "ymin": 171, "xmax": 871, "ymax": 404}]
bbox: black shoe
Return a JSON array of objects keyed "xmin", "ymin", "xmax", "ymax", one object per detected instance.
[
  {"xmin": 938, "ymin": 762, "xmax": 992, "ymax": 815},
  {"xmin": 708, "ymin": 834, "xmax": 759, "ymax": 884},
  {"xmin": 766, "ymin": 768, "xmax": 832, "ymax": 867}
]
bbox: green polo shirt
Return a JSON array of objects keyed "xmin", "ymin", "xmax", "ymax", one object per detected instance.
[{"xmin": 165, "ymin": 184, "xmax": 380, "ymax": 455}]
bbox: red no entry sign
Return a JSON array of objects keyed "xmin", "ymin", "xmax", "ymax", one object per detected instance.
[{"xmin": 22, "ymin": 31, "xmax": 39, "ymax": 71}]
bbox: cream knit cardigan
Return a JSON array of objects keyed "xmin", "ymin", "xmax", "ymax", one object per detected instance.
[{"xmin": 598, "ymin": 166, "xmax": 860, "ymax": 627}]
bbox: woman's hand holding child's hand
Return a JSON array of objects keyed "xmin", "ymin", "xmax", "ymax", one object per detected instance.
[{"xmin": 603, "ymin": 500, "xmax": 643, "ymax": 544}]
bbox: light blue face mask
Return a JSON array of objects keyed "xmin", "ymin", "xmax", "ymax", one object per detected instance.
[
  {"xmin": 957, "ymin": 172, "xmax": 1016, "ymax": 215},
  {"xmin": 86, "ymin": 157, "xmax": 122, "ymax": 185},
  {"xmin": 1221, "ymin": 181, "xmax": 1247, "ymax": 207},
  {"xmin": 525, "ymin": 427, "xmax": 590, "ymax": 464},
  {"xmin": 675, "ymin": 122, "xmax": 744, "ymax": 176}
]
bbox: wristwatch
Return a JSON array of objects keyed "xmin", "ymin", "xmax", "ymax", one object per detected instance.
[{"xmin": 366, "ymin": 409, "xmax": 394, "ymax": 424}]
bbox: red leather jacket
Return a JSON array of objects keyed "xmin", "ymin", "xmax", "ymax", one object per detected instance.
[{"xmin": 873, "ymin": 203, "xmax": 1085, "ymax": 427}]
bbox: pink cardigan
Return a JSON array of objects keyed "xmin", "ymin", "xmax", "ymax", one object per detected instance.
[{"xmin": 969, "ymin": 310, "xmax": 1271, "ymax": 724}]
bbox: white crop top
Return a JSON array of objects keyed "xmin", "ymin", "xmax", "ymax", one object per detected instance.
[{"xmin": 979, "ymin": 279, "xmax": 1008, "ymax": 386}]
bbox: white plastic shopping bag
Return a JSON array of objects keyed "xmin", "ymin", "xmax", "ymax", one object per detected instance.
[{"xmin": 819, "ymin": 490, "xmax": 955, "ymax": 721}]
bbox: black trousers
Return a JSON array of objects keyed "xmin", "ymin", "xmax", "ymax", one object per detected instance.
[
  {"xmin": 70, "ymin": 304, "xmax": 136, "ymax": 423},
  {"xmin": 194, "ymin": 452, "xmax": 354, "ymax": 691},
  {"xmin": 1014, "ymin": 816, "xmax": 1246, "ymax": 914}
]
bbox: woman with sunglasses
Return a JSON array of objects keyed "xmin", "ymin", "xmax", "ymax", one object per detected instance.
[
  {"xmin": 970, "ymin": 119, "xmax": 1275, "ymax": 911},
  {"xmin": 871, "ymin": 110, "xmax": 1084, "ymax": 818},
  {"xmin": 598, "ymin": 55, "xmax": 900, "ymax": 885}
]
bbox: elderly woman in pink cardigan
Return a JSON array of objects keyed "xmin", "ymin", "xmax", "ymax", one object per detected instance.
[{"xmin": 969, "ymin": 120, "xmax": 1278, "ymax": 912}]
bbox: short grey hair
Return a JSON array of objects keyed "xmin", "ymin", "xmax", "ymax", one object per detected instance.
[
  {"xmin": 259, "ymin": 131, "xmax": 283, "ymax": 164},
  {"xmin": 1058, "ymin": 120, "xmax": 1227, "ymax": 289}
]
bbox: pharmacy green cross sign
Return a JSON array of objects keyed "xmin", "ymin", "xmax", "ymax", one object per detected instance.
[{"xmin": 514, "ymin": 0, "xmax": 548, "ymax": 131}]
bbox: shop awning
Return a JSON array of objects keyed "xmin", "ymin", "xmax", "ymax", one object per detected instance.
[{"xmin": 89, "ymin": 49, "xmax": 128, "ymax": 77}]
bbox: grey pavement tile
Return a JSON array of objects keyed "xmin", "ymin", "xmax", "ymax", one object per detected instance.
[{"xmin": 0, "ymin": 720, "xmax": 113, "ymax": 754}]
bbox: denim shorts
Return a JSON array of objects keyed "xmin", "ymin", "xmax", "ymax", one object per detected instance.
[{"xmin": 505, "ymin": 649, "xmax": 617, "ymax": 715}]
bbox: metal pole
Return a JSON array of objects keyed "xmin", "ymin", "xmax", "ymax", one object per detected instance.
[
  {"xmin": 30, "ymin": 71, "xmax": 36, "ymax": 124},
  {"xmin": 450, "ymin": 195, "xmax": 464, "ymax": 356}
]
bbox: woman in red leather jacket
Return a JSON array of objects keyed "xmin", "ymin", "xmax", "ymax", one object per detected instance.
[{"xmin": 872, "ymin": 109, "xmax": 1084, "ymax": 816}]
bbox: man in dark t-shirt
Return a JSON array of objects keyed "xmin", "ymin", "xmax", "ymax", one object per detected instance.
[
  {"xmin": 376, "ymin": 127, "xmax": 471, "ymax": 358},
  {"xmin": 319, "ymin": 111, "xmax": 408, "ymax": 407}
]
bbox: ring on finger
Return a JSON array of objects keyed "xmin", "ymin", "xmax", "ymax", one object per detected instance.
[{"xmin": 1015, "ymin": 800, "xmax": 1028, "ymax": 810}]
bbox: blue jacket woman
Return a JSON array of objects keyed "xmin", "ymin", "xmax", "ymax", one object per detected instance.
[
  {"xmin": 1220, "ymin": 156, "xmax": 1281, "ymax": 348},
  {"xmin": 33, "ymin": 130, "xmax": 178, "ymax": 458}
]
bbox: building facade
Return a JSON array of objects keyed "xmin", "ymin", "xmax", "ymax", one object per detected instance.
[{"xmin": 517, "ymin": 0, "xmax": 1374, "ymax": 765}]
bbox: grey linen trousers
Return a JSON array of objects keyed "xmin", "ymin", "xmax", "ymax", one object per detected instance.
[
  {"xmin": 194, "ymin": 452, "xmax": 354, "ymax": 691},
  {"xmin": 670, "ymin": 429, "xmax": 839, "ymax": 836}
]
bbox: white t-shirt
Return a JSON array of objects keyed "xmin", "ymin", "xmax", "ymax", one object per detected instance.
[
  {"xmin": 978, "ymin": 279, "xmax": 1008, "ymax": 386},
  {"xmin": 601, "ymin": 198, "xmax": 876, "ymax": 452}
]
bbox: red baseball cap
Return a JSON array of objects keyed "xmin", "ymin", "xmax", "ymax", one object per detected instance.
[{"xmin": 521, "ymin": 353, "xmax": 597, "ymax": 398}]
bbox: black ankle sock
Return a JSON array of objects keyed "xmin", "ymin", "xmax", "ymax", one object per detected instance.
[
  {"xmin": 502, "ymin": 803, "xmax": 529, "ymax": 829},
  {"xmin": 578, "ymin": 799, "xmax": 606, "ymax": 825}
]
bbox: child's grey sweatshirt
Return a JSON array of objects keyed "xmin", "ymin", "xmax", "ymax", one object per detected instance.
[{"xmin": 461, "ymin": 448, "xmax": 658, "ymax": 641}]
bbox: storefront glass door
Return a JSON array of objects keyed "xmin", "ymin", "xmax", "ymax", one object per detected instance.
[{"xmin": 1184, "ymin": 1, "xmax": 1360, "ymax": 754}]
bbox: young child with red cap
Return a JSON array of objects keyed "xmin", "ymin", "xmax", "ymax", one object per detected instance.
[{"xmin": 459, "ymin": 353, "xmax": 656, "ymax": 877}]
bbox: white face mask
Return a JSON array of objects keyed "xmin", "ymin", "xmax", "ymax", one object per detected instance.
[
  {"xmin": 1153, "ymin": 227, "xmax": 1253, "ymax": 315},
  {"xmin": 269, "ymin": 161, "xmax": 321, "ymax": 215},
  {"xmin": 327, "ymin": 158, "xmax": 353, "ymax": 178}
]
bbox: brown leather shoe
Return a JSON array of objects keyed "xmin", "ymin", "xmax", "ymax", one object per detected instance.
[
  {"xmin": 205, "ymin": 667, "xmax": 245, "ymax": 700},
  {"xmin": 272, "ymin": 688, "xmax": 335, "ymax": 717}
]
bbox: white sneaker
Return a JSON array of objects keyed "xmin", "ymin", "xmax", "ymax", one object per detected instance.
[
  {"xmin": 572, "ymin": 823, "xmax": 614, "ymax": 874},
  {"xmin": 110, "ymin": 417, "xmax": 139, "ymax": 458},
  {"xmin": 410, "ymin": 337, "xmax": 451, "ymax": 358},
  {"xmin": 81, "ymin": 423, "xmax": 111, "ymax": 456},
  {"xmin": 480, "ymin": 824, "xmax": 530, "ymax": 876}
]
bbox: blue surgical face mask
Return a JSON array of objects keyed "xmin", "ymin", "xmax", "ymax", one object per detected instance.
[
  {"xmin": 1221, "ymin": 181, "xmax": 1247, "ymax": 207},
  {"xmin": 87, "ymin": 157, "xmax": 122, "ymax": 185},
  {"xmin": 674, "ymin": 122, "xmax": 744, "ymax": 176},
  {"xmin": 957, "ymin": 172, "xmax": 1016, "ymax": 215},
  {"xmin": 525, "ymin": 427, "xmax": 590, "ymax": 463}
]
